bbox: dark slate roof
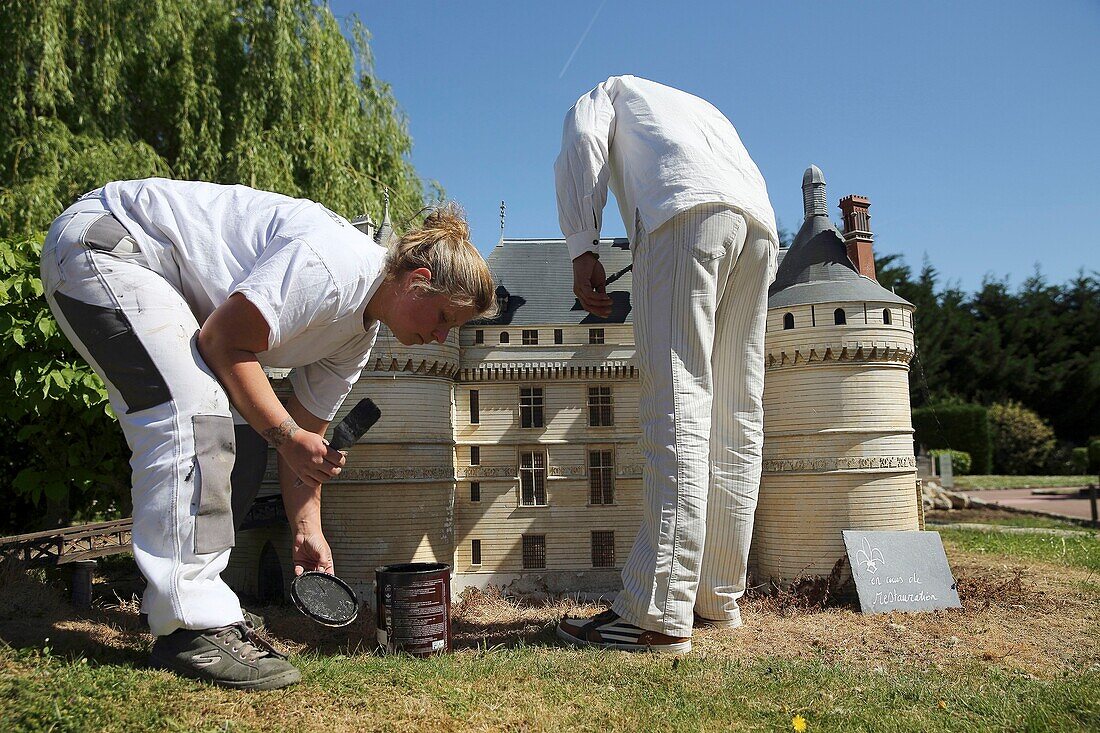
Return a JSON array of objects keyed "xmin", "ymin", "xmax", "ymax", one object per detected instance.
[
  {"xmin": 768, "ymin": 214, "xmax": 910, "ymax": 309},
  {"xmin": 478, "ymin": 238, "xmax": 634, "ymax": 326}
]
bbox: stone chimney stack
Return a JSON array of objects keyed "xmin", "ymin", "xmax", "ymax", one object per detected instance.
[{"xmin": 839, "ymin": 195, "xmax": 876, "ymax": 281}]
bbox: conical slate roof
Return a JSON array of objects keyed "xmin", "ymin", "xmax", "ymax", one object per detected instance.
[{"xmin": 768, "ymin": 166, "xmax": 910, "ymax": 309}]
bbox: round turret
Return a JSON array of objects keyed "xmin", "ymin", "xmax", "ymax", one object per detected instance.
[{"xmin": 751, "ymin": 166, "xmax": 920, "ymax": 581}]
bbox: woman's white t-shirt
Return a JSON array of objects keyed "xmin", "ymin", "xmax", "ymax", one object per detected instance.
[{"xmin": 98, "ymin": 178, "xmax": 385, "ymax": 421}]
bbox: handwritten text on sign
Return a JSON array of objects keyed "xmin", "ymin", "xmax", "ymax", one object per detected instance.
[{"xmin": 842, "ymin": 530, "xmax": 962, "ymax": 614}]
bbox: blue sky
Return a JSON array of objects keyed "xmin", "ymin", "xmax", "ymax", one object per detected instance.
[{"xmin": 332, "ymin": 1, "xmax": 1099, "ymax": 292}]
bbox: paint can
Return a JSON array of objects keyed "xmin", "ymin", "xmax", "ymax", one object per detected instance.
[{"xmin": 375, "ymin": 562, "xmax": 452, "ymax": 656}]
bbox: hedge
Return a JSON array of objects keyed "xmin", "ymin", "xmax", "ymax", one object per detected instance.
[{"xmin": 912, "ymin": 403, "xmax": 993, "ymax": 475}]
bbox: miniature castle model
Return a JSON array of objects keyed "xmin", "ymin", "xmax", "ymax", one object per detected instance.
[
  {"xmin": 752, "ymin": 166, "xmax": 920, "ymax": 580},
  {"xmin": 225, "ymin": 167, "xmax": 921, "ymax": 602}
]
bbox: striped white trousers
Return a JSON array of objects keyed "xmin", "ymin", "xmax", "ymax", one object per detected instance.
[{"xmin": 613, "ymin": 203, "xmax": 778, "ymax": 636}]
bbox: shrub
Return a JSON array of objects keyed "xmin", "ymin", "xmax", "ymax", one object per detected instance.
[
  {"xmin": 929, "ymin": 449, "xmax": 972, "ymax": 475},
  {"xmin": 1070, "ymin": 447, "xmax": 1090, "ymax": 475},
  {"xmin": 912, "ymin": 402, "xmax": 992, "ymax": 474},
  {"xmin": 988, "ymin": 401, "xmax": 1056, "ymax": 475},
  {"xmin": 1089, "ymin": 439, "xmax": 1100, "ymax": 474}
]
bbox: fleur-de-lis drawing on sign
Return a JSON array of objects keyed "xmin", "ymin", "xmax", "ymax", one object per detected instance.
[{"xmin": 856, "ymin": 538, "xmax": 885, "ymax": 574}]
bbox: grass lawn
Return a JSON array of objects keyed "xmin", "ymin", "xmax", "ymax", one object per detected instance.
[
  {"xmin": 952, "ymin": 475, "xmax": 1094, "ymax": 490},
  {"xmin": 2, "ymin": 529, "xmax": 1098, "ymax": 732}
]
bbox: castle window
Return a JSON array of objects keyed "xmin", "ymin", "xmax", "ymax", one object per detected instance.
[
  {"xmin": 474, "ymin": 329, "xmax": 484, "ymax": 345},
  {"xmin": 589, "ymin": 328, "xmax": 604, "ymax": 344},
  {"xmin": 588, "ymin": 386, "xmax": 614, "ymax": 427},
  {"xmin": 471, "ymin": 539, "xmax": 482, "ymax": 565},
  {"xmin": 591, "ymin": 531, "xmax": 615, "ymax": 568},
  {"xmin": 499, "ymin": 331, "xmax": 510, "ymax": 344},
  {"xmin": 520, "ymin": 387, "xmax": 544, "ymax": 428},
  {"xmin": 522, "ymin": 534, "xmax": 546, "ymax": 569},
  {"xmin": 883, "ymin": 309, "xmax": 892, "ymax": 325},
  {"xmin": 554, "ymin": 328, "xmax": 563, "ymax": 344},
  {"xmin": 470, "ymin": 446, "xmax": 480, "ymax": 465},
  {"xmin": 589, "ymin": 450, "xmax": 615, "ymax": 505},
  {"xmin": 469, "ymin": 390, "xmax": 479, "ymax": 424},
  {"xmin": 522, "ymin": 329, "xmax": 538, "ymax": 345},
  {"xmin": 470, "ymin": 481, "xmax": 481, "ymax": 502},
  {"xmin": 783, "ymin": 312, "xmax": 795, "ymax": 330},
  {"xmin": 519, "ymin": 450, "xmax": 547, "ymax": 506},
  {"xmin": 834, "ymin": 308, "xmax": 847, "ymax": 325}
]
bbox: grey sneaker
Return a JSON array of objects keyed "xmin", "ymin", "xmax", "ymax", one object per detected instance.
[
  {"xmin": 242, "ymin": 609, "xmax": 266, "ymax": 632},
  {"xmin": 150, "ymin": 622, "xmax": 300, "ymax": 690}
]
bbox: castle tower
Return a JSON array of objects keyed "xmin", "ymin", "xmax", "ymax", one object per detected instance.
[{"xmin": 751, "ymin": 165, "xmax": 920, "ymax": 580}]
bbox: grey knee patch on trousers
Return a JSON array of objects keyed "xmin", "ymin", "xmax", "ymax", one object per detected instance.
[
  {"xmin": 193, "ymin": 415, "xmax": 237, "ymax": 554},
  {"xmin": 52, "ymin": 291, "xmax": 171, "ymax": 413}
]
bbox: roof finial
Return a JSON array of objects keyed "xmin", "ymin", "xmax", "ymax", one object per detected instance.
[
  {"xmin": 374, "ymin": 187, "xmax": 394, "ymax": 247},
  {"xmin": 802, "ymin": 165, "xmax": 828, "ymax": 219},
  {"xmin": 498, "ymin": 200, "xmax": 506, "ymax": 247}
]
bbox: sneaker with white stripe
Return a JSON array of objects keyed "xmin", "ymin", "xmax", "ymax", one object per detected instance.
[{"xmin": 556, "ymin": 609, "xmax": 691, "ymax": 655}]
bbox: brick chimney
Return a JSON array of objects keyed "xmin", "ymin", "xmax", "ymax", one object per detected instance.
[{"xmin": 839, "ymin": 195, "xmax": 876, "ymax": 281}]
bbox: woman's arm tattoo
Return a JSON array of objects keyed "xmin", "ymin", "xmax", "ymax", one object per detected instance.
[{"xmin": 262, "ymin": 418, "xmax": 300, "ymax": 448}]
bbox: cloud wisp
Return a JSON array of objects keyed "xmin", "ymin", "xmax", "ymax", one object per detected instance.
[{"xmin": 558, "ymin": 0, "xmax": 609, "ymax": 79}]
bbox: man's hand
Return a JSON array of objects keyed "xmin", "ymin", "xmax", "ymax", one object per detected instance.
[
  {"xmin": 293, "ymin": 529, "xmax": 335, "ymax": 576},
  {"xmin": 572, "ymin": 252, "xmax": 613, "ymax": 318}
]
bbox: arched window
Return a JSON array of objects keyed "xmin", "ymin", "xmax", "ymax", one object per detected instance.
[
  {"xmin": 833, "ymin": 308, "xmax": 846, "ymax": 325},
  {"xmin": 499, "ymin": 331, "xmax": 510, "ymax": 344},
  {"xmin": 783, "ymin": 312, "xmax": 795, "ymax": 330},
  {"xmin": 883, "ymin": 309, "xmax": 892, "ymax": 325}
]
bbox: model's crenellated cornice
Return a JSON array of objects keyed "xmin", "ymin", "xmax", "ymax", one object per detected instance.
[
  {"xmin": 766, "ymin": 342, "xmax": 914, "ymax": 369},
  {"xmin": 459, "ymin": 361, "xmax": 637, "ymax": 382}
]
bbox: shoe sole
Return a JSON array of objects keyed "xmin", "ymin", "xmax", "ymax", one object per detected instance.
[
  {"xmin": 149, "ymin": 657, "xmax": 302, "ymax": 691},
  {"xmin": 555, "ymin": 624, "xmax": 692, "ymax": 655}
]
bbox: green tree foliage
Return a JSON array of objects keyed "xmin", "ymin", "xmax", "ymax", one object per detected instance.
[
  {"xmin": 0, "ymin": 0, "xmax": 430, "ymax": 529},
  {"xmin": 883, "ymin": 251, "xmax": 1100, "ymax": 447},
  {"xmin": 988, "ymin": 401, "xmax": 1056, "ymax": 475}
]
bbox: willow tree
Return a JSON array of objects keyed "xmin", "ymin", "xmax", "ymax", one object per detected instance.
[{"xmin": 0, "ymin": 0, "xmax": 429, "ymax": 528}]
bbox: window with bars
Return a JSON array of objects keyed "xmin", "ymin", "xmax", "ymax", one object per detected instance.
[
  {"xmin": 588, "ymin": 450, "xmax": 615, "ymax": 505},
  {"xmin": 470, "ymin": 446, "xmax": 480, "ymax": 465},
  {"xmin": 522, "ymin": 534, "xmax": 546, "ymax": 569},
  {"xmin": 469, "ymin": 389, "xmax": 479, "ymax": 424},
  {"xmin": 519, "ymin": 450, "xmax": 547, "ymax": 506},
  {"xmin": 470, "ymin": 481, "xmax": 481, "ymax": 502},
  {"xmin": 587, "ymin": 386, "xmax": 614, "ymax": 426},
  {"xmin": 554, "ymin": 328, "xmax": 563, "ymax": 344},
  {"xmin": 474, "ymin": 329, "xmax": 484, "ymax": 344},
  {"xmin": 589, "ymin": 328, "xmax": 604, "ymax": 344},
  {"xmin": 591, "ymin": 531, "xmax": 615, "ymax": 568},
  {"xmin": 522, "ymin": 329, "xmax": 538, "ymax": 345},
  {"xmin": 519, "ymin": 387, "xmax": 544, "ymax": 428},
  {"xmin": 471, "ymin": 539, "xmax": 482, "ymax": 565}
]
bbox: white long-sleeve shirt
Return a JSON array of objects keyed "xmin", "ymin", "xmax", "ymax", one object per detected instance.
[{"xmin": 555, "ymin": 75, "xmax": 777, "ymax": 261}]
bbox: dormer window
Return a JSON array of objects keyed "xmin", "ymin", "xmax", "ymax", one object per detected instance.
[
  {"xmin": 834, "ymin": 308, "xmax": 846, "ymax": 326},
  {"xmin": 783, "ymin": 313, "xmax": 794, "ymax": 330}
]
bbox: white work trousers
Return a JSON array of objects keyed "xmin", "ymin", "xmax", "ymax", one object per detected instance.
[
  {"xmin": 613, "ymin": 203, "xmax": 778, "ymax": 637},
  {"xmin": 40, "ymin": 196, "xmax": 245, "ymax": 636}
]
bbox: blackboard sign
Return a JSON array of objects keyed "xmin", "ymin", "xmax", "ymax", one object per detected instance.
[{"xmin": 842, "ymin": 530, "xmax": 962, "ymax": 614}]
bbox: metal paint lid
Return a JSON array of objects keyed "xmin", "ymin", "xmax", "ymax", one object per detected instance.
[{"xmin": 290, "ymin": 571, "xmax": 359, "ymax": 627}]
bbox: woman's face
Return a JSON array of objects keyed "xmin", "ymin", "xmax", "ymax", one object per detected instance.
[{"xmin": 386, "ymin": 269, "xmax": 480, "ymax": 346}]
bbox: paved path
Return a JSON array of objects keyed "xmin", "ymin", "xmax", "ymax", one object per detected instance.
[{"xmin": 963, "ymin": 488, "xmax": 1098, "ymax": 520}]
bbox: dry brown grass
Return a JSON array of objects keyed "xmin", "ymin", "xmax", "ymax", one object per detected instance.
[{"xmin": 1, "ymin": 544, "xmax": 1097, "ymax": 682}]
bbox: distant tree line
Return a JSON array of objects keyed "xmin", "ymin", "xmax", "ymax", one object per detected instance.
[{"xmin": 876, "ymin": 253, "xmax": 1099, "ymax": 470}]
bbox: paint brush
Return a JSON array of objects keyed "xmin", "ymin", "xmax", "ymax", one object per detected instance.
[{"xmin": 329, "ymin": 397, "xmax": 382, "ymax": 451}]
